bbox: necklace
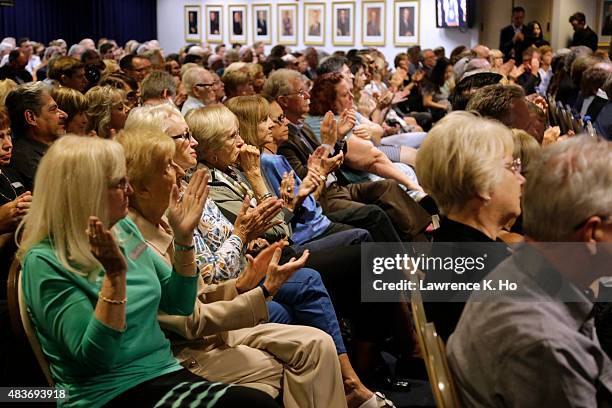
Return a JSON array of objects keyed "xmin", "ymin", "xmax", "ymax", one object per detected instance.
[{"xmin": 0, "ymin": 170, "xmax": 18, "ymax": 203}]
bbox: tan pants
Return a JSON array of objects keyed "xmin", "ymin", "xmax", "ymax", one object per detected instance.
[{"xmin": 182, "ymin": 323, "xmax": 347, "ymax": 408}]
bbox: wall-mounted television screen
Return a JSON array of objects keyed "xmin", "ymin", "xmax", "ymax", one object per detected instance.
[{"xmin": 436, "ymin": 0, "xmax": 474, "ymax": 28}]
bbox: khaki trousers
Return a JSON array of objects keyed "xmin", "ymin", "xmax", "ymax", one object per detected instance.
[{"xmin": 181, "ymin": 323, "xmax": 347, "ymax": 408}]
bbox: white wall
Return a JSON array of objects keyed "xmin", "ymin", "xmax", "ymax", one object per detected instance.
[
  {"xmin": 157, "ymin": 0, "xmax": 480, "ymax": 61},
  {"xmin": 551, "ymin": 0, "xmax": 597, "ymax": 50}
]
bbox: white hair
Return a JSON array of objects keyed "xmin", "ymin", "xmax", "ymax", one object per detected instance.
[{"xmin": 125, "ymin": 103, "xmax": 184, "ymax": 134}]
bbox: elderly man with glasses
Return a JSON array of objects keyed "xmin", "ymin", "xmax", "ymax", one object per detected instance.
[{"xmin": 181, "ymin": 67, "xmax": 217, "ymax": 116}]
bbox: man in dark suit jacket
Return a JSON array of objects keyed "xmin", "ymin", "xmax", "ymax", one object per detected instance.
[
  {"xmin": 233, "ymin": 11, "xmax": 243, "ymax": 35},
  {"xmin": 499, "ymin": 6, "xmax": 525, "ymax": 63},
  {"xmin": 266, "ymin": 70, "xmax": 432, "ymax": 241},
  {"xmin": 257, "ymin": 11, "xmax": 267, "ymax": 36},
  {"xmin": 570, "ymin": 12, "xmax": 598, "ymax": 51},
  {"xmin": 209, "ymin": 12, "xmax": 220, "ymax": 35}
]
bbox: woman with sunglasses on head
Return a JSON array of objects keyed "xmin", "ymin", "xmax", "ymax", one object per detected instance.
[{"xmin": 17, "ymin": 135, "xmax": 279, "ymax": 407}]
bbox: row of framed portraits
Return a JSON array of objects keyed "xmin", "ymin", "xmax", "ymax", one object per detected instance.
[{"xmin": 185, "ymin": 1, "xmax": 420, "ymax": 46}]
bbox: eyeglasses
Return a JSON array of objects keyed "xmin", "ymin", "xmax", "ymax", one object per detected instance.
[
  {"xmin": 284, "ymin": 89, "xmax": 309, "ymax": 99},
  {"xmin": 195, "ymin": 83, "xmax": 215, "ymax": 88},
  {"xmin": 271, "ymin": 114, "xmax": 286, "ymax": 125},
  {"xmin": 110, "ymin": 177, "xmax": 131, "ymax": 193},
  {"xmin": 171, "ymin": 130, "xmax": 193, "ymax": 140},
  {"xmin": 227, "ymin": 129, "xmax": 240, "ymax": 142},
  {"xmin": 504, "ymin": 158, "xmax": 522, "ymax": 174},
  {"xmin": 573, "ymin": 215, "xmax": 612, "ymax": 231}
]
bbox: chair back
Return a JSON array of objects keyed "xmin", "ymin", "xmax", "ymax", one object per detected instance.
[
  {"xmin": 409, "ymin": 272, "xmax": 434, "ymax": 381},
  {"xmin": 423, "ymin": 322, "xmax": 461, "ymax": 408},
  {"xmin": 7, "ymin": 257, "xmax": 55, "ymax": 386}
]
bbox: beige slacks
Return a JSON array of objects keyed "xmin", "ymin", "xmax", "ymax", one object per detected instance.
[{"xmin": 182, "ymin": 323, "xmax": 347, "ymax": 408}]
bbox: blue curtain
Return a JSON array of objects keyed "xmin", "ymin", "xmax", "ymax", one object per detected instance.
[{"xmin": 0, "ymin": 0, "xmax": 157, "ymax": 46}]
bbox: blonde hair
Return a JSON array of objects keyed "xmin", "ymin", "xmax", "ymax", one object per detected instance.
[
  {"xmin": 225, "ymin": 95, "xmax": 269, "ymax": 146},
  {"xmin": 85, "ymin": 85, "xmax": 125, "ymax": 138},
  {"xmin": 115, "ymin": 127, "xmax": 175, "ymax": 191},
  {"xmin": 0, "ymin": 79, "xmax": 17, "ymax": 106},
  {"xmin": 186, "ymin": 104, "xmax": 238, "ymax": 154},
  {"xmin": 17, "ymin": 136, "xmax": 126, "ymax": 279},
  {"xmin": 511, "ymin": 129, "xmax": 540, "ymax": 177},
  {"xmin": 101, "ymin": 59, "xmax": 120, "ymax": 77},
  {"xmin": 221, "ymin": 69, "xmax": 251, "ymax": 96},
  {"xmin": 415, "ymin": 111, "xmax": 514, "ymax": 215},
  {"xmin": 125, "ymin": 103, "xmax": 183, "ymax": 134}
]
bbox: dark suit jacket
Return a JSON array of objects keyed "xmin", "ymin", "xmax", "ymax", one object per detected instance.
[
  {"xmin": 210, "ymin": 20, "xmax": 220, "ymax": 34},
  {"xmin": 572, "ymin": 26, "xmax": 598, "ymax": 51},
  {"xmin": 279, "ymin": 124, "xmax": 323, "ymax": 180},
  {"xmin": 499, "ymin": 24, "xmax": 524, "ymax": 63},
  {"xmin": 399, "ymin": 18, "xmax": 414, "ymax": 36},
  {"xmin": 233, "ymin": 21, "xmax": 243, "ymax": 35},
  {"xmin": 586, "ymin": 95, "xmax": 608, "ymax": 121},
  {"xmin": 257, "ymin": 19, "xmax": 267, "ymax": 35}
]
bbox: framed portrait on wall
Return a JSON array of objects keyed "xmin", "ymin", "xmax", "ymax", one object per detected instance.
[
  {"xmin": 185, "ymin": 5, "xmax": 202, "ymax": 43},
  {"xmin": 362, "ymin": 1, "xmax": 385, "ymax": 46},
  {"xmin": 304, "ymin": 3, "xmax": 325, "ymax": 45},
  {"xmin": 394, "ymin": 0, "xmax": 419, "ymax": 46},
  {"xmin": 597, "ymin": 0, "xmax": 612, "ymax": 46},
  {"xmin": 277, "ymin": 3, "xmax": 298, "ymax": 45},
  {"xmin": 206, "ymin": 5, "xmax": 223, "ymax": 43},
  {"xmin": 253, "ymin": 4, "xmax": 272, "ymax": 44},
  {"xmin": 229, "ymin": 5, "xmax": 248, "ymax": 44},
  {"xmin": 332, "ymin": 2, "xmax": 355, "ymax": 45}
]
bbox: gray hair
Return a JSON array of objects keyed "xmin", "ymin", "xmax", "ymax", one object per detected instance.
[
  {"xmin": 523, "ymin": 136, "xmax": 612, "ymax": 241},
  {"xmin": 262, "ymin": 68, "xmax": 302, "ymax": 99},
  {"xmin": 5, "ymin": 82, "xmax": 50, "ymax": 136},
  {"xmin": 67, "ymin": 44, "xmax": 85, "ymax": 57},
  {"xmin": 141, "ymin": 70, "xmax": 177, "ymax": 102},
  {"xmin": 466, "ymin": 84, "xmax": 525, "ymax": 125}
]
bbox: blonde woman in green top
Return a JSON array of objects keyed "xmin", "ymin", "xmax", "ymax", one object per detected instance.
[{"xmin": 17, "ymin": 135, "xmax": 279, "ymax": 408}]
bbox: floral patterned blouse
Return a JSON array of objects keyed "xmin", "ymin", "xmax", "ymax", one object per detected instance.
[{"xmin": 193, "ymin": 197, "xmax": 245, "ymax": 284}]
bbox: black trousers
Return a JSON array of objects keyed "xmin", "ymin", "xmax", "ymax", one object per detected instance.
[
  {"xmin": 327, "ymin": 204, "xmax": 402, "ymax": 242},
  {"xmin": 105, "ymin": 368, "xmax": 279, "ymax": 407}
]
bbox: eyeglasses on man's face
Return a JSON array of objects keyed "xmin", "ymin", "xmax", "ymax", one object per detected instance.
[
  {"xmin": 284, "ymin": 89, "xmax": 309, "ymax": 99},
  {"xmin": 195, "ymin": 83, "xmax": 215, "ymax": 88}
]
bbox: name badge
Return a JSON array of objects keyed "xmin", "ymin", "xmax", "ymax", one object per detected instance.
[
  {"xmin": 11, "ymin": 181, "xmax": 23, "ymax": 189},
  {"xmin": 129, "ymin": 242, "xmax": 148, "ymax": 260}
]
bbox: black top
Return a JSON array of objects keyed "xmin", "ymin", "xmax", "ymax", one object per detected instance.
[
  {"xmin": 425, "ymin": 217, "xmax": 510, "ymax": 340},
  {"xmin": 0, "ymin": 65, "xmax": 33, "ymax": 84},
  {"xmin": 7, "ymin": 136, "xmax": 49, "ymax": 192},
  {"xmin": 572, "ymin": 26, "xmax": 599, "ymax": 52},
  {"xmin": 0, "ymin": 167, "xmax": 26, "ymax": 206}
]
